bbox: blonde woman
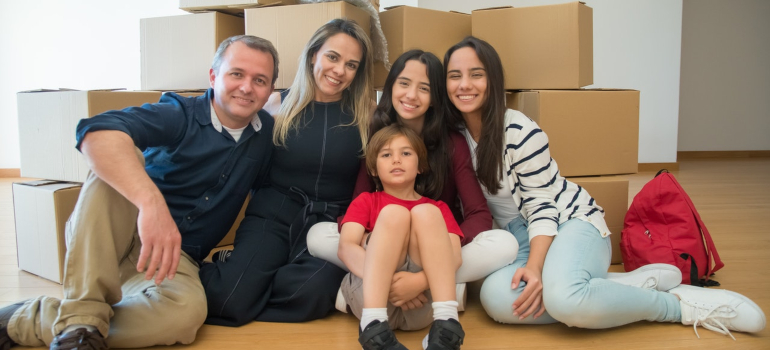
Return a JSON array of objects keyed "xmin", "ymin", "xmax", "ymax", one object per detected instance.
[{"xmin": 200, "ymin": 18, "xmax": 375, "ymax": 326}]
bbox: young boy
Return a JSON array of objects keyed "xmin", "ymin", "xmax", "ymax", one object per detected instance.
[{"xmin": 337, "ymin": 124, "xmax": 466, "ymax": 350}]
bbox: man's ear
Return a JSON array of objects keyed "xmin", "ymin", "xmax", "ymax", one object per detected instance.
[{"xmin": 209, "ymin": 68, "xmax": 216, "ymax": 88}]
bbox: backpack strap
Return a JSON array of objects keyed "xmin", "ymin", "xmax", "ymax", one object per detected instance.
[
  {"xmin": 666, "ymin": 173, "xmax": 725, "ymax": 280},
  {"xmin": 680, "ymin": 253, "xmax": 721, "ymax": 287}
]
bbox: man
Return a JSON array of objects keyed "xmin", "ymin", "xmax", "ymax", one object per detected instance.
[{"xmin": 0, "ymin": 35, "xmax": 278, "ymax": 350}]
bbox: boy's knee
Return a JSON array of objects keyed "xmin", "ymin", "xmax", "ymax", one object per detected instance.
[
  {"xmin": 380, "ymin": 204, "xmax": 411, "ymax": 218},
  {"xmin": 410, "ymin": 203, "xmax": 441, "ymax": 218}
]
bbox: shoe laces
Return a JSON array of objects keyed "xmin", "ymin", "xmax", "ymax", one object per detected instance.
[{"xmin": 683, "ymin": 301, "xmax": 737, "ymax": 340}]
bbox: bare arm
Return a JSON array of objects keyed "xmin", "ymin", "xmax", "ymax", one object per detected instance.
[
  {"xmin": 337, "ymin": 222, "xmax": 367, "ymax": 279},
  {"xmin": 390, "ymin": 232, "xmax": 462, "ymax": 310},
  {"xmin": 81, "ymin": 130, "xmax": 181, "ymax": 284}
]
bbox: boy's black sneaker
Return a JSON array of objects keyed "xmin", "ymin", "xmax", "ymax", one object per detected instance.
[
  {"xmin": 358, "ymin": 320, "xmax": 408, "ymax": 350},
  {"xmin": 422, "ymin": 319, "xmax": 464, "ymax": 350}
]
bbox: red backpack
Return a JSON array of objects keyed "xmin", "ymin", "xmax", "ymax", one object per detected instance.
[{"xmin": 620, "ymin": 170, "xmax": 723, "ymax": 286}]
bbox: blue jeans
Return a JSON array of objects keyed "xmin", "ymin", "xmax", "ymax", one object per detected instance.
[{"xmin": 479, "ymin": 216, "xmax": 681, "ymax": 328}]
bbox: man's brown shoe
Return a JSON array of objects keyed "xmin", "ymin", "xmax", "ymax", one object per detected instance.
[{"xmin": 50, "ymin": 328, "xmax": 108, "ymax": 350}]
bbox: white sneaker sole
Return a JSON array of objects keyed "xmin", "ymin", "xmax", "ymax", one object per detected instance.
[
  {"xmin": 335, "ymin": 287, "xmax": 347, "ymax": 313},
  {"xmin": 608, "ymin": 263, "xmax": 682, "ymax": 291}
]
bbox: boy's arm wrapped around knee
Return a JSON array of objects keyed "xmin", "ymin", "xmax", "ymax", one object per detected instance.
[{"xmin": 338, "ymin": 222, "xmax": 367, "ymax": 279}]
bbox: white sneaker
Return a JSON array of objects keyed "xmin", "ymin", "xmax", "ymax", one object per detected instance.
[
  {"xmin": 607, "ymin": 263, "xmax": 682, "ymax": 291},
  {"xmin": 456, "ymin": 283, "xmax": 467, "ymax": 312},
  {"xmin": 670, "ymin": 284, "xmax": 766, "ymax": 339},
  {"xmin": 335, "ymin": 287, "xmax": 347, "ymax": 313}
]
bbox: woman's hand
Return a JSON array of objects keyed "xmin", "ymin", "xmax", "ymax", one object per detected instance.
[
  {"xmin": 389, "ymin": 271, "xmax": 428, "ymax": 310},
  {"xmin": 511, "ymin": 265, "xmax": 547, "ymax": 320}
]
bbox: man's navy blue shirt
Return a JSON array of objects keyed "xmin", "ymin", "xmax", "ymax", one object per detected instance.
[{"xmin": 75, "ymin": 88, "xmax": 273, "ymax": 262}]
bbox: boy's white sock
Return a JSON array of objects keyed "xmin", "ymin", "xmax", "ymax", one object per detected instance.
[
  {"xmin": 360, "ymin": 307, "xmax": 388, "ymax": 331},
  {"xmin": 432, "ymin": 300, "xmax": 459, "ymax": 321}
]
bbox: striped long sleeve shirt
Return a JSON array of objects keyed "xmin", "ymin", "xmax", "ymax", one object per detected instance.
[{"xmin": 467, "ymin": 109, "xmax": 611, "ymax": 242}]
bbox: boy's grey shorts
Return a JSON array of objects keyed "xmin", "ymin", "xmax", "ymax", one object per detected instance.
[{"xmin": 340, "ymin": 256, "xmax": 434, "ymax": 331}]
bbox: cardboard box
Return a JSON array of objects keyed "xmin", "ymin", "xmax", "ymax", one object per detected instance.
[
  {"xmin": 12, "ymin": 181, "xmax": 82, "ymax": 283},
  {"xmin": 245, "ymin": 1, "xmax": 371, "ymax": 89},
  {"xmin": 141, "ymin": 12, "xmax": 244, "ymax": 90},
  {"xmin": 17, "ymin": 89, "xmax": 163, "ymax": 182},
  {"xmin": 180, "ymin": 0, "xmax": 297, "ymax": 16},
  {"xmin": 568, "ymin": 176, "xmax": 629, "ymax": 264},
  {"xmin": 374, "ymin": 6, "xmax": 470, "ymax": 89},
  {"xmin": 472, "ymin": 2, "xmax": 592, "ymax": 89},
  {"xmin": 507, "ymin": 89, "xmax": 639, "ymax": 177}
]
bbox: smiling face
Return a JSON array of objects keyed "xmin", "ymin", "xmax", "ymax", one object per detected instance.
[
  {"xmin": 391, "ymin": 60, "xmax": 431, "ymax": 133},
  {"xmin": 311, "ymin": 33, "xmax": 363, "ymax": 103},
  {"xmin": 446, "ymin": 47, "xmax": 488, "ymax": 121},
  {"xmin": 375, "ymin": 134, "xmax": 420, "ymax": 190},
  {"xmin": 209, "ymin": 41, "xmax": 275, "ymax": 129}
]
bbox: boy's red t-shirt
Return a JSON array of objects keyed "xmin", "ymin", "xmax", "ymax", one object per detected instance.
[{"xmin": 341, "ymin": 191, "xmax": 464, "ymax": 238}]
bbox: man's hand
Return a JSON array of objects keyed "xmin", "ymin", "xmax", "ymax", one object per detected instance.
[
  {"xmin": 135, "ymin": 197, "xmax": 182, "ymax": 285},
  {"xmin": 511, "ymin": 265, "xmax": 547, "ymax": 320},
  {"xmin": 80, "ymin": 130, "xmax": 184, "ymax": 285},
  {"xmin": 389, "ymin": 271, "xmax": 428, "ymax": 310}
]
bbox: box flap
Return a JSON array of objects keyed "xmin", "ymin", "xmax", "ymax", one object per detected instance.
[
  {"xmin": 14, "ymin": 180, "xmax": 82, "ymax": 190},
  {"xmin": 472, "ymin": 6, "xmax": 513, "ymax": 12},
  {"xmin": 15, "ymin": 180, "xmax": 62, "ymax": 187},
  {"xmin": 18, "ymin": 88, "xmax": 127, "ymax": 93},
  {"xmin": 180, "ymin": 0, "xmax": 296, "ymax": 15},
  {"xmin": 522, "ymin": 88, "xmax": 638, "ymax": 92},
  {"xmin": 18, "ymin": 88, "xmax": 79, "ymax": 93},
  {"xmin": 384, "ymin": 5, "xmax": 405, "ymax": 10}
]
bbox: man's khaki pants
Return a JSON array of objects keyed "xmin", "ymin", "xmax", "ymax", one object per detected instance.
[{"xmin": 8, "ymin": 159, "xmax": 207, "ymax": 347}]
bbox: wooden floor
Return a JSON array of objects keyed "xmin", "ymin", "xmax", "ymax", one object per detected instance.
[{"xmin": 1, "ymin": 158, "xmax": 769, "ymax": 349}]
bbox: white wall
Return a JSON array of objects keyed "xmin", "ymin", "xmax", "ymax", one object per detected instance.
[
  {"xmin": 414, "ymin": 0, "xmax": 683, "ymax": 164},
  {"xmin": 0, "ymin": 0, "xmax": 186, "ymax": 168},
  {"xmin": 678, "ymin": 0, "xmax": 770, "ymax": 151}
]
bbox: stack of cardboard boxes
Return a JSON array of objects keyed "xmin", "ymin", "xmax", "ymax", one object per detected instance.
[
  {"xmin": 371, "ymin": 3, "xmax": 638, "ymax": 264},
  {"xmin": 473, "ymin": 2, "xmax": 639, "ymax": 264},
  {"xmin": 14, "ymin": 1, "xmax": 637, "ymax": 284}
]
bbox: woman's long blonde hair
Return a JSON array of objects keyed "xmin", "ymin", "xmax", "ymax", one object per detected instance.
[{"xmin": 273, "ymin": 18, "xmax": 374, "ymax": 150}]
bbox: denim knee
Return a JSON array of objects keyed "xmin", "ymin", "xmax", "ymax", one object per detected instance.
[
  {"xmin": 543, "ymin": 278, "xmax": 603, "ymax": 328},
  {"xmin": 479, "ymin": 265, "xmax": 522, "ymax": 323}
]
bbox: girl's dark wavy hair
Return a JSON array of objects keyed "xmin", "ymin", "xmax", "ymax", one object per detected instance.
[
  {"xmin": 444, "ymin": 36, "xmax": 505, "ymax": 194},
  {"xmin": 370, "ymin": 49, "xmax": 451, "ymax": 199}
]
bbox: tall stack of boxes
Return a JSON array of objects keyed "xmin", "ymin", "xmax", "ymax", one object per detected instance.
[
  {"xmin": 14, "ymin": 89, "xmax": 164, "ymax": 283},
  {"xmin": 473, "ymin": 2, "xmax": 639, "ymax": 264}
]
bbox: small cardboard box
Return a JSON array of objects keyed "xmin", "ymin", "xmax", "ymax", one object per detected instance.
[
  {"xmin": 374, "ymin": 6, "xmax": 470, "ymax": 89},
  {"xmin": 245, "ymin": 1, "xmax": 371, "ymax": 89},
  {"xmin": 179, "ymin": 0, "xmax": 297, "ymax": 16},
  {"xmin": 568, "ymin": 176, "xmax": 629, "ymax": 264},
  {"xmin": 507, "ymin": 89, "xmax": 639, "ymax": 177},
  {"xmin": 472, "ymin": 2, "xmax": 593, "ymax": 89},
  {"xmin": 17, "ymin": 89, "xmax": 163, "ymax": 182},
  {"xmin": 12, "ymin": 181, "xmax": 82, "ymax": 283},
  {"xmin": 141, "ymin": 12, "xmax": 244, "ymax": 90}
]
